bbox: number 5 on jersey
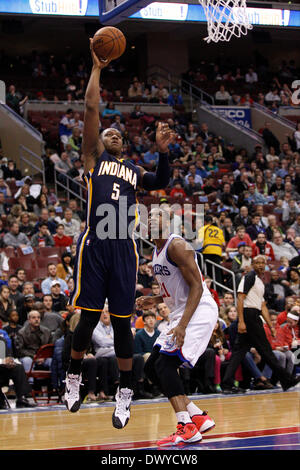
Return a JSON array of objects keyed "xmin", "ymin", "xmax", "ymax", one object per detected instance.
[{"xmin": 111, "ymin": 183, "xmax": 120, "ymax": 200}]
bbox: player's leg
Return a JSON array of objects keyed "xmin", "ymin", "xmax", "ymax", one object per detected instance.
[
  {"xmin": 109, "ymin": 314, "xmax": 134, "ymax": 428},
  {"xmin": 66, "ymin": 231, "xmax": 107, "ymax": 412},
  {"xmin": 107, "ymin": 239, "xmax": 138, "ymax": 428},
  {"xmin": 155, "ymin": 354, "xmax": 202, "ymax": 446},
  {"xmin": 65, "ymin": 309, "xmax": 101, "ymax": 412}
]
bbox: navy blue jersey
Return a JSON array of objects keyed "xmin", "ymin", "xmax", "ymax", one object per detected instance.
[{"xmin": 84, "ymin": 150, "xmax": 141, "ymax": 239}]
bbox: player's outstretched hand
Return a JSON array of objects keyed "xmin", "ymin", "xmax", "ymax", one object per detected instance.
[
  {"xmin": 89, "ymin": 38, "xmax": 111, "ymax": 70},
  {"xmin": 156, "ymin": 122, "xmax": 176, "ymax": 153},
  {"xmin": 136, "ymin": 296, "xmax": 157, "ymax": 310}
]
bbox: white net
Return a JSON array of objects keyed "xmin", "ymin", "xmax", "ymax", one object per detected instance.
[{"xmin": 199, "ymin": 0, "xmax": 253, "ymax": 43}]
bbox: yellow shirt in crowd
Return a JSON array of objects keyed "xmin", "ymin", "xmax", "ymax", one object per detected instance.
[{"xmin": 198, "ymin": 224, "xmax": 225, "ymax": 257}]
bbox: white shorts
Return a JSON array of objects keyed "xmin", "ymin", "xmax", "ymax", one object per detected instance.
[{"xmin": 154, "ymin": 295, "xmax": 218, "ymax": 368}]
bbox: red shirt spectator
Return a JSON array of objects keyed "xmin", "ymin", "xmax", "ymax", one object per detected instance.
[
  {"xmin": 226, "ymin": 226, "xmax": 254, "ymax": 253},
  {"xmin": 276, "ymin": 312, "xmax": 300, "ymax": 349},
  {"xmin": 169, "ymin": 185, "xmax": 186, "ymax": 199},
  {"xmin": 264, "ymin": 322, "xmax": 285, "ymax": 350},
  {"xmin": 53, "ymin": 224, "xmax": 73, "ymax": 247},
  {"xmin": 253, "ymin": 240, "xmax": 275, "ymax": 261}
]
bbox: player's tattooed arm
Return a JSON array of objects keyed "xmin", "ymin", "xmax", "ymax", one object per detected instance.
[
  {"xmin": 82, "ymin": 39, "xmax": 109, "ymax": 174},
  {"xmin": 167, "ymin": 239, "xmax": 203, "ymax": 347}
]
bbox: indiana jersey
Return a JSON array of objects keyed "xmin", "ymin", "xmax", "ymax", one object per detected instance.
[
  {"xmin": 83, "ymin": 150, "xmax": 141, "ymax": 238},
  {"xmin": 152, "ymin": 234, "xmax": 212, "ymax": 317}
]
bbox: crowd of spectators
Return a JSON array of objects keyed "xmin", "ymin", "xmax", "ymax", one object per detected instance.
[
  {"xmin": 1, "ymin": 49, "xmax": 300, "ymax": 409},
  {"xmin": 182, "ymin": 58, "xmax": 300, "ymax": 114}
]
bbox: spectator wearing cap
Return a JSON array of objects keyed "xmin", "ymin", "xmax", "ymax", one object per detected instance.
[
  {"xmin": 41, "ymin": 263, "xmax": 68, "ymax": 296},
  {"xmin": 226, "ymin": 225, "xmax": 254, "ymax": 255},
  {"xmin": 16, "ymin": 310, "xmax": 52, "ymax": 380},
  {"xmin": 167, "ymin": 88, "xmax": 183, "ymax": 107},
  {"xmin": 134, "ymin": 311, "xmax": 160, "ymax": 362},
  {"xmin": 50, "ymin": 281, "xmax": 68, "ymax": 312},
  {"xmin": 3, "ymin": 221, "xmax": 30, "ymax": 249},
  {"xmin": 53, "ymin": 224, "xmax": 73, "ymax": 247},
  {"xmin": 231, "ymin": 244, "xmax": 253, "ymax": 285},
  {"xmin": 18, "ymin": 293, "xmax": 35, "ymax": 326},
  {"xmin": 30, "ymin": 222, "xmax": 55, "ymax": 248}
]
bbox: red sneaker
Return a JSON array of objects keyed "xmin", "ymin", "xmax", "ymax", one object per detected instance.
[
  {"xmin": 192, "ymin": 411, "xmax": 215, "ymax": 433},
  {"xmin": 157, "ymin": 423, "xmax": 202, "ymax": 447}
]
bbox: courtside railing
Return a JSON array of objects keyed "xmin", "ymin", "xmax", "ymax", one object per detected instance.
[
  {"xmin": 197, "ymin": 252, "xmax": 237, "ymax": 304},
  {"xmin": 19, "ymin": 144, "xmax": 45, "ymax": 184}
]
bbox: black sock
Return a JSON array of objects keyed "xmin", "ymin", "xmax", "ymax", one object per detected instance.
[
  {"xmin": 68, "ymin": 357, "xmax": 83, "ymax": 375},
  {"xmin": 120, "ymin": 370, "xmax": 133, "ymax": 390}
]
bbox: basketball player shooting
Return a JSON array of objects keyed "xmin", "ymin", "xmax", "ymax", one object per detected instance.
[
  {"xmin": 136, "ymin": 209, "xmax": 218, "ymax": 446},
  {"xmin": 64, "ymin": 39, "xmax": 175, "ymax": 430}
]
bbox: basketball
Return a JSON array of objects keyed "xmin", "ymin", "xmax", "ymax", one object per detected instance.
[{"xmin": 92, "ymin": 27, "xmax": 126, "ymax": 62}]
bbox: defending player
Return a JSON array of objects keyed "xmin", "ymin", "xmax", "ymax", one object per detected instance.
[
  {"xmin": 136, "ymin": 209, "xmax": 218, "ymax": 446},
  {"xmin": 64, "ymin": 39, "xmax": 174, "ymax": 430}
]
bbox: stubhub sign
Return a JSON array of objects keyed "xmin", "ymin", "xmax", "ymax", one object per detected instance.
[
  {"xmin": 212, "ymin": 106, "xmax": 252, "ymax": 129},
  {"xmin": 29, "ymin": 0, "xmax": 88, "ymax": 15}
]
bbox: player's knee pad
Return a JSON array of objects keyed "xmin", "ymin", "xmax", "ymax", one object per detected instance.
[
  {"xmin": 110, "ymin": 315, "xmax": 134, "ymax": 359},
  {"xmin": 155, "ymin": 353, "xmax": 185, "ymax": 399},
  {"xmin": 72, "ymin": 309, "xmax": 100, "ymax": 352}
]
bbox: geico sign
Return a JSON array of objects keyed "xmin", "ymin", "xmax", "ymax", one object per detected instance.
[{"xmin": 217, "ymin": 109, "xmax": 247, "ymax": 119}]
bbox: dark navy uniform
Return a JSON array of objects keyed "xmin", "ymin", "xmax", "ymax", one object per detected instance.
[{"xmin": 69, "ymin": 150, "xmax": 141, "ymax": 317}]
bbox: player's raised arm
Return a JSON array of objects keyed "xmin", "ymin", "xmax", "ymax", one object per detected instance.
[
  {"xmin": 167, "ymin": 239, "xmax": 203, "ymax": 347},
  {"xmin": 138, "ymin": 122, "xmax": 174, "ymax": 190},
  {"xmin": 82, "ymin": 39, "xmax": 109, "ymax": 175}
]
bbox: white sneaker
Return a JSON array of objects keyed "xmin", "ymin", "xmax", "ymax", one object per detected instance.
[
  {"xmin": 112, "ymin": 387, "xmax": 133, "ymax": 429},
  {"xmin": 64, "ymin": 373, "xmax": 83, "ymax": 413}
]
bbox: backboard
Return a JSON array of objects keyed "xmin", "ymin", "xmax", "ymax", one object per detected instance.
[{"xmin": 99, "ymin": 0, "xmax": 151, "ymax": 24}]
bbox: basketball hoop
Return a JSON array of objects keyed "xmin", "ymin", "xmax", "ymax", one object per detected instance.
[{"xmin": 199, "ymin": 0, "xmax": 253, "ymax": 43}]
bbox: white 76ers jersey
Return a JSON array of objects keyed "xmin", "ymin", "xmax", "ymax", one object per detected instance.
[{"xmin": 152, "ymin": 234, "xmax": 212, "ymax": 319}]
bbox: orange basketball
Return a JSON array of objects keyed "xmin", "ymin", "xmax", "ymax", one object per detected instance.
[{"xmin": 92, "ymin": 26, "xmax": 126, "ymax": 62}]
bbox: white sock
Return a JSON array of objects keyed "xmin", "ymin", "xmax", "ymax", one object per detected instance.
[
  {"xmin": 186, "ymin": 402, "xmax": 204, "ymax": 418},
  {"xmin": 176, "ymin": 411, "xmax": 191, "ymax": 425}
]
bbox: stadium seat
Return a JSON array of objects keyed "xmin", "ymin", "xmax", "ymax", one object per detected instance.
[
  {"xmin": 9, "ymin": 257, "xmax": 35, "ymax": 270},
  {"xmin": 38, "ymin": 247, "xmax": 63, "ymax": 257},
  {"xmin": 25, "ymin": 344, "xmax": 60, "ymax": 405}
]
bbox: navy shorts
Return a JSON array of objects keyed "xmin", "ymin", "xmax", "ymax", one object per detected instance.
[{"xmin": 69, "ymin": 228, "xmax": 139, "ymax": 317}]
